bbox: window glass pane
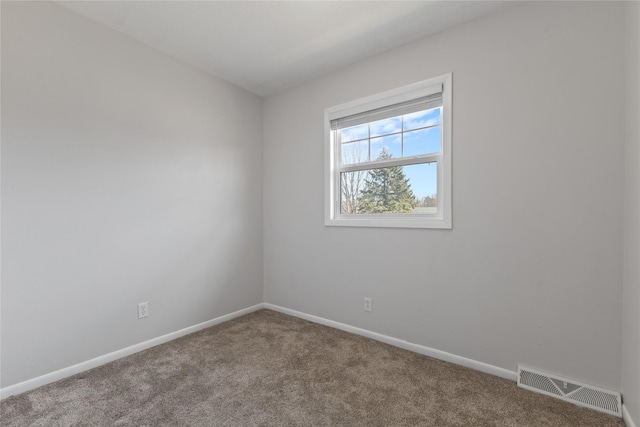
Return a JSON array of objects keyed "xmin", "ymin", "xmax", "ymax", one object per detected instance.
[
  {"xmin": 403, "ymin": 126, "xmax": 441, "ymax": 157},
  {"xmin": 403, "ymin": 107, "xmax": 441, "ymax": 132},
  {"xmin": 370, "ymin": 116, "xmax": 401, "ymax": 137},
  {"xmin": 406, "ymin": 163, "xmax": 438, "ymax": 214},
  {"xmin": 341, "ymin": 162, "xmax": 437, "ymax": 215},
  {"xmin": 371, "ymin": 135, "xmax": 401, "ymax": 161},
  {"xmin": 340, "ymin": 170, "xmax": 369, "ymax": 214},
  {"xmin": 341, "ymin": 140, "xmax": 369, "ymax": 165},
  {"xmin": 340, "ymin": 123, "xmax": 368, "ymax": 143}
]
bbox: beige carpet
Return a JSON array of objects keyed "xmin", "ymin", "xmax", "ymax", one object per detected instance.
[{"xmin": 1, "ymin": 310, "xmax": 625, "ymax": 426}]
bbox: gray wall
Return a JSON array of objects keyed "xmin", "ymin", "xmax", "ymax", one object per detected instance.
[
  {"xmin": 263, "ymin": 2, "xmax": 625, "ymax": 391},
  {"xmin": 2, "ymin": 0, "xmax": 636, "ymax": 412},
  {"xmin": 623, "ymin": 1, "xmax": 640, "ymax": 422},
  {"xmin": 1, "ymin": 1, "xmax": 263, "ymax": 388}
]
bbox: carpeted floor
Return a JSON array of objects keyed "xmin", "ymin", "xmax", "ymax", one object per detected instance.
[{"xmin": 1, "ymin": 309, "xmax": 626, "ymax": 426}]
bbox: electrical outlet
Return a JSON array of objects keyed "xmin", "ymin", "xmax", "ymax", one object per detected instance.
[
  {"xmin": 137, "ymin": 302, "xmax": 149, "ymax": 319},
  {"xmin": 364, "ymin": 297, "xmax": 372, "ymax": 312}
]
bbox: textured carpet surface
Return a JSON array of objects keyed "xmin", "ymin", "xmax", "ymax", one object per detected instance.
[{"xmin": 1, "ymin": 309, "xmax": 625, "ymax": 426}]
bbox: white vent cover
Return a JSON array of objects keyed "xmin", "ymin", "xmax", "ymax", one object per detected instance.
[{"xmin": 517, "ymin": 366, "xmax": 621, "ymax": 417}]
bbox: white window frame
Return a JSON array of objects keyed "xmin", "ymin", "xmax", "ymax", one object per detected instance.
[{"xmin": 324, "ymin": 73, "xmax": 452, "ymax": 229}]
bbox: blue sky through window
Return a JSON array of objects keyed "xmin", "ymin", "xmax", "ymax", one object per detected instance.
[
  {"xmin": 339, "ymin": 107, "xmax": 441, "ymax": 201},
  {"xmin": 403, "ymin": 163, "xmax": 437, "ymax": 200}
]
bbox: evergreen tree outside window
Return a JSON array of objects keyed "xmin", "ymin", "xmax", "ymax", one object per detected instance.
[
  {"xmin": 358, "ymin": 148, "xmax": 418, "ymax": 214},
  {"xmin": 325, "ymin": 74, "xmax": 452, "ymax": 229}
]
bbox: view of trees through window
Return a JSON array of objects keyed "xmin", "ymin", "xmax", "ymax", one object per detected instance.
[
  {"xmin": 339, "ymin": 107, "xmax": 440, "ymax": 215},
  {"xmin": 340, "ymin": 150, "xmax": 437, "ymax": 214}
]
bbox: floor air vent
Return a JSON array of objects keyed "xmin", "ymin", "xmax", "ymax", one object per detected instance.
[{"xmin": 517, "ymin": 366, "xmax": 621, "ymax": 417}]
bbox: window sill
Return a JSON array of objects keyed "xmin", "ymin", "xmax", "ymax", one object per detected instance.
[{"xmin": 325, "ymin": 216, "xmax": 451, "ymax": 229}]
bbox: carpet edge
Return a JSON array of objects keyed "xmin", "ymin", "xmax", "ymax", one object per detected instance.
[
  {"xmin": 263, "ymin": 303, "xmax": 517, "ymax": 382},
  {"xmin": 0, "ymin": 303, "xmax": 266, "ymax": 400}
]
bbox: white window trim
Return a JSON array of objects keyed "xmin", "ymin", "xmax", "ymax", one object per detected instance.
[{"xmin": 324, "ymin": 73, "xmax": 452, "ymax": 229}]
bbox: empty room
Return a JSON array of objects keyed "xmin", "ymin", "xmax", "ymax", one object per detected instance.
[{"xmin": 1, "ymin": 1, "xmax": 639, "ymax": 426}]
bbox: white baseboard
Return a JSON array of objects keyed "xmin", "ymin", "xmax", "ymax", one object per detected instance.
[
  {"xmin": 624, "ymin": 404, "xmax": 638, "ymax": 427},
  {"xmin": 15, "ymin": 301, "xmax": 621, "ymax": 408},
  {"xmin": 264, "ymin": 303, "xmax": 517, "ymax": 382},
  {"xmin": 0, "ymin": 303, "xmax": 265, "ymax": 400}
]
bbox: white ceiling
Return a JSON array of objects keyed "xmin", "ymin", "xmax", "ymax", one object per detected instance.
[{"xmin": 57, "ymin": 1, "xmax": 510, "ymax": 97}]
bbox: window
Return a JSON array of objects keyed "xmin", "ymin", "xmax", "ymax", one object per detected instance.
[{"xmin": 324, "ymin": 73, "xmax": 452, "ymax": 229}]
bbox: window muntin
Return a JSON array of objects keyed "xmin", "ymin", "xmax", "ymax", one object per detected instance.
[
  {"xmin": 325, "ymin": 73, "xmax": 452, "ymax": 229},
  {"xmin": 339, "ymin": 106, "xmax": 442, "ymax": 168}
]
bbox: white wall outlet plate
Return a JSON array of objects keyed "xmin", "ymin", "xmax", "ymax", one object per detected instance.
[{"xmin": 137, "ymin": 302, "xmax": 149, "ymax": 319}]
